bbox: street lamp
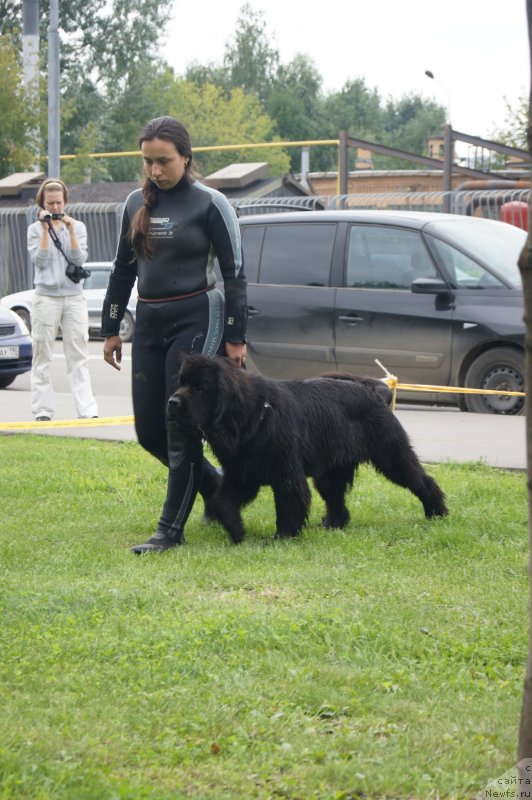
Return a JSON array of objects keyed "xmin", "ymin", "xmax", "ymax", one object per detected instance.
[{"xmin": 424, "ymin": 70, "xmax": 451, "ymax": 124}]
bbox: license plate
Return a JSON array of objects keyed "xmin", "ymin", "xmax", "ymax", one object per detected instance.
[{"xmin": 0, "ymin": 345, "xmax": 19, "ymax": 359}]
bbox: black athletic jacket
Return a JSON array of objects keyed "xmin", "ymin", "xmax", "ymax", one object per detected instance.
[{"xmin": 101, "ymin": 177, "xmax": 247, "ymax": 342}]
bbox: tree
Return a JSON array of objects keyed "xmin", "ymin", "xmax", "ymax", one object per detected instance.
[
  {"xmin": 166, "ymin": 81, "xmax": 291, "ymax": 176},
  {"xmin": 380, "ymin": 94, "xmax": 446, "ymax": 169},
  {"xmin": 0, "ymin": 0, "xmax": 171, "ymax": 88},
  {"xmin": 266, "ymin": 54, "xmax": 326, "ymax": 170},
  {"xmin": 100, "ymin": 62, "xmax": 178, "ymax": 181},
  {"xmin": 319, "ymin": 78, "xmax": 384, "ymax": 171},
  {"xmin": 223, "ymin": 3, "xmax": 279, "ymax": 102},
  {"xmin": 517, "ymin": 0, "xmax": 532, "ymax": 778},
  {"xmin": 492, "ymin": 93, "xmax": 528, "ymax": 150},
  {"xmin": 60, "ymin": 122, "xmax": 108, "ymax": 184},
  {"xmin": 0, "ymin": 0, "xmax": 173, "ymax": 158},
  {"xmin": 185, "ymin": 62, "xmax": 230, "ymax": 93},
  {"xmin": 0, "ymin": 36, "xmax": 39, "ymax": 176}
]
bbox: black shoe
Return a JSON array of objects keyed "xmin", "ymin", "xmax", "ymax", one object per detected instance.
[
  {"xmin": 35, "ymin": 416, "xmax": 51, "ymax": 422},
  {"xmin": 130, "ymin": 529, "xmax": 184, "ymax": 554}
]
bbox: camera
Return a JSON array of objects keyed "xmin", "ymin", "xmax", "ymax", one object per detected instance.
[
  {"xmin": 65, "ymin": 263, "xmax": 91, "ymax": 284},
  {"xmin": 40, "ymin": 212, "xmax": 64, "ymax": 221}
]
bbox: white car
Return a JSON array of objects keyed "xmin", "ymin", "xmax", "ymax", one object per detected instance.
[{"xmin": 0, "ymin": 262, "xmax": 137, "ymax": 342}]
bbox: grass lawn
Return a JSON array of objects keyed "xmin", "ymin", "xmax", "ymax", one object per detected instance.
[{"xmin": 0, "ymin": 434, "xmax": 528, "ymax": 800}]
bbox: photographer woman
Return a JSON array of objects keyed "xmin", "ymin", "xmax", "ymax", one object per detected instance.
[
  {"xmin": 27, "ymin": 178, "xmax": 98, "ymax": 422},
  {"xmin": 102, "ymin": 116, "xmax": 247, "ymax": 553}
]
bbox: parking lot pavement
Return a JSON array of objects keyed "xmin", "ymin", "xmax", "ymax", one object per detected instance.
[
  {"xmin": 395, "ymin": 406, "xmax": 526, "ymax": 470},
  {"xmin": 0, "ymin": 386, "xmax": 136, "ymax": 442},
  {"xmin": 0, "ymin": 379, "xmax": 526, "ymax": 469}
]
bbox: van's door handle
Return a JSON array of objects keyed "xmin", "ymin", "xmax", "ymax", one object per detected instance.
[
  {"xmin": 338, "ymin": 315, "xmax": 364, "ymax": 323},
  {"xmin": 248, "ymin": 307, "xmax": 259, "ymax": 316}
]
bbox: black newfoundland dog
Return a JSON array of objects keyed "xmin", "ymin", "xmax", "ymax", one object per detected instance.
[{"xmin": 169, "ymin": 354, "xmax": 448, "ymax": 543}]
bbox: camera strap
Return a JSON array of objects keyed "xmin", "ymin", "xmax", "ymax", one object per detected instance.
[
  {"xmin": 46, "ymin": 221, "xmax": 77, "ymax": 269},
  {"xmin": 44, "ymin": 218, "xmax": 90, "ymax": 284}
]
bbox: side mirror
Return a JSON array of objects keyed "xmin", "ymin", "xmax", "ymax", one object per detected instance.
[{"xmin": 411, "ymin": 277, "xmax": 450, "ymax": 295}]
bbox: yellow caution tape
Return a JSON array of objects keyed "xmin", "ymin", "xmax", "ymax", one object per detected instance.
[
  {"xmin": 0, "ymin": 415, "xmax": 134, "ymax": 432},
  {"xmin": 383, "ymin": 379, "xmax": 526, "ymax": 397},
  {"xmin": 374, "ymin": 357, "xmax": 526, "ymax": 412},
  {"xmin": 0, "ymin": 364, "xmax": 527, "ymax": 432}
]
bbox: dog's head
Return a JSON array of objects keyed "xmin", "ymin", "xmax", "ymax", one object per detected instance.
[{"xmin": 168, "ymin": 354, "xmax": 245, "ymax": 435}]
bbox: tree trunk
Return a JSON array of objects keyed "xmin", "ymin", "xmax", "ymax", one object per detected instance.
[{"xmin": 517, "ymin": 0, "xmax": 532, "ymax": 780}]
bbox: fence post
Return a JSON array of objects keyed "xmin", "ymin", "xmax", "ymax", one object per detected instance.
[
  {"xmin": 443, "ymin": 124, "xmax": 453, "ymax": 213},
  {"xmin": 300, "ymin": 146, "xmax": 310, "ymax": 189},
  {"xmin": 339, "ymin": 130, "xmax": 348, "ymax": 197}
]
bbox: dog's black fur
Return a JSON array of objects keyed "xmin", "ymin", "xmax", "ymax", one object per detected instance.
[{"xmin": 169, "ymin": 354, "xmax": 448, "ymax": 543}]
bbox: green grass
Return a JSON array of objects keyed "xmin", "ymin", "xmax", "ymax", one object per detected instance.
[{"xmin": 0, "ymin": 434, "xmax": 528, "ymax": 799}]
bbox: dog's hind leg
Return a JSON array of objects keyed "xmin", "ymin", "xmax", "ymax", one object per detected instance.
[
  {"xmin": 272, "ymin": 474, "xmax": 311, "ymax": 539},
  {"xmin": 369, "ymin": 435, "xmax": 448, "ymax": 519},
  {"xmin": 313, "ymin": 464, "xmax": 356, "ymax": 529}
]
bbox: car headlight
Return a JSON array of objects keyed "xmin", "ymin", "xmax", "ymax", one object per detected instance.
[{"xmin": 8, "ymin": 308, "xmax": 30, "ymax": 336}]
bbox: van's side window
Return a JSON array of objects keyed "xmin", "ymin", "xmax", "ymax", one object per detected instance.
[
  {"xmin": 346, "ymin": 225, "xmax": 437, "ymax": 289},
  {"xmin": 240, "ymin": 225, "xmax": 264, "ymax": 284},
  {"xmin": 258, "ymin": 223, "xmax": 336, "ymax": 286}
]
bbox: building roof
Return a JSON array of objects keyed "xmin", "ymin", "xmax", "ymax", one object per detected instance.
[{"xmin": 0, "ymin": 167, "xmax": 311, "ymax": 208}]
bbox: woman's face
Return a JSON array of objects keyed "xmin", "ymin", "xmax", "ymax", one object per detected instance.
[
  {"xmin": 141, "ymin": 137, "xmax": 188, "ymax": 190},
  {"xmin": 42, "ymin": 189, "xmax": 65, "ymax": 215}
]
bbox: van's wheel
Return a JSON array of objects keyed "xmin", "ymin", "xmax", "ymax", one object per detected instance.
[
  {"xmin": 0, "ymin": 375, "xmax": 16, "ymax": 389},
  {"xmin": 13, "ymin": 307, "xmax": 31, "ymax": 331},
  {"xmin": 463, "ymin": 348, "xmax": 525, "ymax": 415},
  {"xmin": 119, "ymin": 311, "xmax": 134, "ymax": 343}
]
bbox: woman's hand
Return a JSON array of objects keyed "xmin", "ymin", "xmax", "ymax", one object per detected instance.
[
  {"xmin": 62, "ymin": 214, "xmax": 75, "ymax": 233},
  {"xmin": 225, "ymin": 341, "xmax": 247, "ymax": 368},
  {"xmin": 103, "ymin": 335, "xmax": 123, "ymax": 370}
]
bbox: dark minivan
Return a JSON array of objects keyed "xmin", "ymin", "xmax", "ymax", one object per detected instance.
[{"xmin": 235, "ymin": 210, "xmax": 526, "ymax": 414}]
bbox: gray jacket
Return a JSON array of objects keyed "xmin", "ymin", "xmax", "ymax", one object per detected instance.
[{"xmin": 27, "ymin": 219, "xmax": 88, "ymax": 297}]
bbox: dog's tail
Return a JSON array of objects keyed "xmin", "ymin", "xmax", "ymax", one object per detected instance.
[{"xmin": 320, "ymin": 372, "xmax": 393, "ymax": 407}]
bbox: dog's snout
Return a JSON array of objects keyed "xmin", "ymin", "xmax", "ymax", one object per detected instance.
[{"xmin": 167, "ymin": 393, "xmax": 185, "ymax": 419}]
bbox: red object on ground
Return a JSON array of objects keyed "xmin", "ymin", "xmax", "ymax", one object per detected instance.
[{"xmin": 499, "ymin": 201, "xmax": 528, "ymax": 230}]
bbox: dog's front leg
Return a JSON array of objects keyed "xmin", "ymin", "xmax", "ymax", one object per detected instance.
[
  {"xmin": 272, "ymin": 474, "xmax": 311, "ymax": 539},
  {"xmin": 209, "ymin": 479, "xmax": 253, "ymax": 544}
]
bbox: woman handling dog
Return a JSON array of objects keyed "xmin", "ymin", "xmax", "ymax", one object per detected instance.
[{"xmin": 102, "ymin": 116, "xmax": 247, "ymax": 553}]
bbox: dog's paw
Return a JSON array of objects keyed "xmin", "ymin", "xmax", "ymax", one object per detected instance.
[
  {"xmin": 321, "ymin": 512, "xmax": 350, "ymax": 529},
  {"xmin": 274, "ymin": 529, "xmax": 301, "ymax": 539}
]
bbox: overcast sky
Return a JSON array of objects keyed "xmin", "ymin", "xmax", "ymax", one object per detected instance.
[{"xmin": 162, "ymin": 0, "xmax": 529, "ymax": 141}]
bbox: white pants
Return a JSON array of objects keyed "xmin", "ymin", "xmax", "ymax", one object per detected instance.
[{"xmin": 30, "ymin": 294, "xmax": 99, "ymax": 419}]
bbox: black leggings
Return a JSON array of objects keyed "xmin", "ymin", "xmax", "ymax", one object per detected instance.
[{"xmin": 132, "ymin": 290, "xmax": 225, "ymax": 504}]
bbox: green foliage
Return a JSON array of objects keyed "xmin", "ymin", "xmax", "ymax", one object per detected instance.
[
  {"xmin": 1, "ymin": 0, "xmax": 171, "ymax": 89},
  {"xmin": 378, "ymin": 94, "xmax": 447, "ymax": 170},
  {"xmin": 491, "ymin": 93, "xmax": 528, "ymax": 149},
  {"xmin": 0, "ymin": 0, "xmax": 172, "ymax": 161},
  {"xmin": 0, "ymin": 0, "xmax": 449, "ymax": 180},
  {"xmin": 265, "ymin": 55, "xmax": 325, "ymax": 170},
  {"xmin": 0, "ymin": 435, "xmax": 528, "ymax": 798},
  {"xmin": 166, "ymin": 82, "xmax": 291, "ymax": 176},
  {"xmin": 223, "ymin": 3, "xmax": 279, "ymax": 102},
  {"xmin": 100, "ymin": 63, "xmax": 178, "ymax": 182},
  {"xmin": 61, "ymin": 123, "xmax": 109, "ymax": 184},
  {"xmin": 0, "ymin": 36, "xmax": 39, "ymax": 176}
]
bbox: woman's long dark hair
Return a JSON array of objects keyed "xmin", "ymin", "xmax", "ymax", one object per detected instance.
[{"xmin": 129, "ymin": 116, "xmax": 194, "ymax": 258}]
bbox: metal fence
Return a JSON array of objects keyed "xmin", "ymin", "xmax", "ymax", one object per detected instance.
[
  {"xmin": 1, "ymin": 189, "xmax": 529, "ymax": 296},
  {"xmin": 230, "ymin": 196, "xmax": 325, "ymax": 214},
  {"xmin": 231, "ymin": 189, "xmax": 530, "ymax": 219},
  {"xmin": 0, "ymin": 203, "xmax": 124, "ymax": 296}
]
